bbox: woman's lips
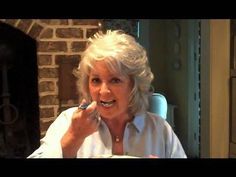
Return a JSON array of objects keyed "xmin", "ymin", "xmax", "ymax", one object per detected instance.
[{"xmin": 99, "ymin": 100, "xmax": 116, "ymax": 107}]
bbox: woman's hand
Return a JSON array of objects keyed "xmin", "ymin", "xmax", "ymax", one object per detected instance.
[
  {"xmin": 61, "ymin": 99, "xmax": 100, "ymax": 158},
  {"xmin": 70, "ymin": 99, "xmax": 100, "ymax": 139}
]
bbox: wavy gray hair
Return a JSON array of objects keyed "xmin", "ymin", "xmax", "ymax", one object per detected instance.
[{"xmin": 74, "ymin": 30, "xmax": 154, "ymax": 115}]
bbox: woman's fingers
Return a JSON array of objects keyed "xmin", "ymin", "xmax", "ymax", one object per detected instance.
[
  {"xmin": 85, "ymin": 101, "xmax": 97, "ymax": 112},
  {"xmin": 70, "ymin": 101, "xmax": 99, "ymax": 138},
  {"xmin": 78, "ymin": 99, "xmax": 88, "ymax": 110},
  {"xmin": 75, "ymin": 100, "xmax": 99, "ymax": 125},
  {"xmin": 77, "ymin": 101, "xmax": 97, "ymax": 118}
]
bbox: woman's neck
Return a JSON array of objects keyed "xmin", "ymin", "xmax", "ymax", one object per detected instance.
[
  {"xmin": 102, "ymin": 113, "xmax": 133, "ymax": 130},
  {"xmin": 102, "ymin": 113, "xmax": 134, "ymax": 155}
]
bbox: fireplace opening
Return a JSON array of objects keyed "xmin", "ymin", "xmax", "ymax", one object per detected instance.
[{"xmin": 0, "ymin": 22, "xmax": 40, "ymax": 158}]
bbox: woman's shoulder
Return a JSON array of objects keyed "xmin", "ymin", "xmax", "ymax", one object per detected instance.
[
  {"xmin": 145, "ymin": 112, "xmax": 173, "ymax": 130},
  {"xmin": 146, "ymin": 112, "xmax": 166, "ymax": 122},
  {"xmin": 57, "ymin": 107, "xmax": 78, "ymax": 120}
]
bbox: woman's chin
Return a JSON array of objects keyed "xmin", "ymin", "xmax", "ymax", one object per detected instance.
[
  {"xmin": 98, "ymin": 107, "xmax": 114, "ymax": 115},
  {"xmin": 100, "ymin": 113, "xmax": 115, "ymax": 119}
]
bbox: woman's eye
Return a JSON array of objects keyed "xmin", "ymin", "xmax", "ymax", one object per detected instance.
[
  {"xmin": 91, "ymin": 78, "xmax": 100, "ymax": 83},
  {"xmin": 111, "ymin": 78, "xmax": 121, "ymax": 83}
]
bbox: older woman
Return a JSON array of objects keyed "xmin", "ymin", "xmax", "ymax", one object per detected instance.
[{"xmin": 28, "ymin": 30, "xmax": 186, "ymax": 158}]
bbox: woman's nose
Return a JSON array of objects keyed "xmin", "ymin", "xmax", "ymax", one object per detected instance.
[{"xmin": 99, "ymin": 83, "xmax": 110, "ymax": 94}]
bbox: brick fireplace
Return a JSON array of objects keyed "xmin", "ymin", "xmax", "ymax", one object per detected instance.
[{"xmin": 0, "ymin": 20, "xmax": 101, "ymax": 157}]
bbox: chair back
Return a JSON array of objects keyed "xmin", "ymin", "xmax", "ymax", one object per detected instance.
[{"xmin": 149, "ymin": 93, "xmax": 168, "ymax": 119}]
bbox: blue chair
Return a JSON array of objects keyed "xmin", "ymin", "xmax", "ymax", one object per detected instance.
[
  {"xmin": 149, "ymin": 93, "xmax": 168, "ymax": 119},
  {"xmin": 149, "ymin": 93, "xmax": 176, "ymax": 129}
]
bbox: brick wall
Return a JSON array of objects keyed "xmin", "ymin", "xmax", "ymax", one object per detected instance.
[{"xmin": 0, "ymin": 19, "xmax": 101, "ymax": 137}]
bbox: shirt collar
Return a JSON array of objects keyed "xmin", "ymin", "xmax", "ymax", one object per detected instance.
[
  {"xmin": 98, "ymin": 113, "xmax": 146, "ymax": 133},
  {"xmin": 131, "ymin": 113, "xmax": 146, "ymax": 133}
]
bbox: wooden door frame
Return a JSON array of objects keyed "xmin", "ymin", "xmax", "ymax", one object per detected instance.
[{"xmin": 201, "ymin": 20, "xmax": 230, "ymax": 158}]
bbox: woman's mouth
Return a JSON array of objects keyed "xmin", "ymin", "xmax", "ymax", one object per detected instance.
[{"xmin": 100, "ymin": 100, "xmax": 116, "ymax": 107}]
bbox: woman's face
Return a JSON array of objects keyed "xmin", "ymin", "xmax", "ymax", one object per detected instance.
[{"xmin": 89, "ymin": 60, "xmax": 133, "ymax": 120}]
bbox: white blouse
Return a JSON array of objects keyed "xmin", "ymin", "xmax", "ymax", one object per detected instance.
[{"xmin": 28, "ymin": 107, "xmax": 187, "ymax": 158}]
